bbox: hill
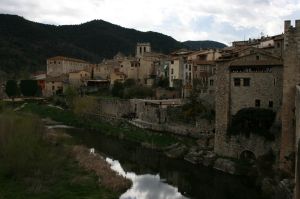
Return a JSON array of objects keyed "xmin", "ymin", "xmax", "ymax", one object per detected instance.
[
  {"xmin": 0, "ymin": 14, "xmax": 226, "ymax": 77},
  {"xmin": 183, "ymin": 40, "xmax": 227, "ymax": 50}
]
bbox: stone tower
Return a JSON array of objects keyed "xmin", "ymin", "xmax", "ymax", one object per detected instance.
[
  {"xmin": 136, "ymin": 43, "xmax": 151, "ymax": 58},
  {"xmin": 280, "ymin": 20, "xmax": 300, "ymax": 174}
]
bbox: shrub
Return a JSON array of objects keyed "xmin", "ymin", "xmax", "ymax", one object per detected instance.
[
  {"xmin": 19, "ymin": 80, "xmax": 38, "ymax": 97},
  {"xmin": 5, "ymin": 80, "xmax": 19, "ymax": 100},
  {"xmin": 123, "ymin": 86, "xmax": 153, "ymax": 99},
  {"xmin": 228, "ymin": 108, "xmax": 276, "ymax": 140},
  {"xmin": 111, "ymin": 81, "xmax": 124, "ymax": 98}
]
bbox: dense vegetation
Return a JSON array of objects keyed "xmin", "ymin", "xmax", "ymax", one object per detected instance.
[
  {"xmin": 228, "ymin": 108, "xmax": 276, "ymax": 140},
  {"xmin": 0, "ymin": 14, "xmax": 226, "ymax": 77},
  {"xmin": 111, "ymin": 79, "xmax": 153, "ymax": 99},
  {"xmin": 183, "ymin": 40, "xmax": 227, "ymax": 50}
]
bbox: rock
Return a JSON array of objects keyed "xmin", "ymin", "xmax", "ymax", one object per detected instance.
[
  {"xmin": 164, "ymin": 145, "xmax": 188, "ymax": 159},
  {"xmin": 261, "ymin": 178, "xmax": 294, "ymax": 199},
  {"xmin": 213, "ymin": 158, "xmax": 236, "ymax": 174},
  {"xmin": 202, "ymin": 152, "xmax": 216, "ymax": 167}
]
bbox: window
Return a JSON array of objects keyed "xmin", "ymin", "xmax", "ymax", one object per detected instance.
[
  {"xmin": 234, "ymin": 78, "xmax": 241, "ymax": 86},
  {"xmin": 255, "ymin": 99, "xmax": 261, "ymax": 107},
  {"xmin": 256, "ymin": 55, "xmax": 260, "ymax": 60},
  {"xmin": 52, "ymin": 85, "xmax": 55, "ymax": 91},
  {"xmin": 269, "ymin": 101, "xmax": 273, "ymax": 108},
  {"xmin": 121, "ymin": 65, "xmax": 123, "ymax": 68},
  {"xmin": 185, "ymin": 65, "xmax": 188, "ymax": 69},
  {"xmin": 189, "ymin": 65, "xmax": 191, "ymax": 71},
  {"xmin": 139, "ymin": 47, "xmax": 142, "ymax": 54},
  {"xmin": 210, "ymin": 79, "xmax": 214, "ymax": 86},
  {"xmin": 144, "ymin": 47, "xmax": 146, "ymax": 52},
  {"xmin": 171, "ymin": 68, "xmax": 174, "ymax": 75},
  {"xmin": 277, "ymin": 42, "xmax": 280, "ymax": 48},
  {"xmin": 243, "ymin": 78, "xmax": 250, "ymax": 86},
  {"xmin": 171, "ymin": 60, "xmax": 174, "ymax": 64}
]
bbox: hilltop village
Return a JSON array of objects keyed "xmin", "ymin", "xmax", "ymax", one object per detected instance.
[{"xmin": 1, "ymin": 20, "xmax": 300, "ymax": 199}]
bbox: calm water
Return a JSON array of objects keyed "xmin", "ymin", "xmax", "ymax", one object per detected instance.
[{"xmin": 66, "ymin": 129, "xmax": 262, "ymax": 199}]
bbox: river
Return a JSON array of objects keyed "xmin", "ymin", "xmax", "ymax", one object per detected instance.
[{"xmin": 66, "ymin": 128, "xmax": 262, "ymax": 199}]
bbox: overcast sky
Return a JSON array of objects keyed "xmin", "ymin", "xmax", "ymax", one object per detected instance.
[{"xmin": 1, "ymin": 0, "xmax": 300, "ymax": 45}]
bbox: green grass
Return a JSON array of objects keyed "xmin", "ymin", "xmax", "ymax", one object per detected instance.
[
  {"xmin": 0, "ymin": 111, "xmax": 120, "ymax": 199},
  {"xmin": 22, "ymin": 102, "xmax": 194, "ymax": 148}
]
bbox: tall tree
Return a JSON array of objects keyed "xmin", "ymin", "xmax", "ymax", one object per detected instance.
[
  {"xmin": 5, "ymin": 80, "xmax": 19, "ymax": 100},
  {"xmin": 20, "ymin": 80, "xmax": 38, "ymax": 97}
]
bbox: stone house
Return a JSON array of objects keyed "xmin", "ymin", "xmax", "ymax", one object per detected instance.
[
  {"xmin": 45, "ymin": 74, "xmax": 68, "ymax": 97},
  {"xmin": 68, "ymin": 70, "xmax": 91, "ymax": 88},
  {"xmin": 119, "ymin": 58, "xmax": 140, "ymax": 81},
  {"xmin": 214, "ymin": 47, "xmax": 283, "ymax": 159},
  {"xmin": 110, "ymin": 69, "xmax": 127, "ymax": 85},
  {"xmin": 47, "ymin": 56, "xmax": 89, "ymax": 77},
  {"xmin": 94, "ymin": 59, "xmax": 120, "ymax": 80}
]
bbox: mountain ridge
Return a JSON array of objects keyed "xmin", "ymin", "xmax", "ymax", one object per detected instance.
[{"xmin": 0, "ymin": 14, "xmax": 227, "ymax": 76}]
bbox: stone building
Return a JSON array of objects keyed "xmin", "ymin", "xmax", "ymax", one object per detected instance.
[
  {"xmin": 214, "ymin": 47, "xmax": 283, "ymax": 159},
  {"xmin": 136, "ymin": 43, "xmax": 151, "ymax": 58},
  {"xmin": 94, "ymin": 59, "xmax": 121, "ymax": 80},
  {"xmin": 280, "ymin": 20, "xmax": 300, "ymax": 174},
  {"xmin": 47, "ymin": 56, "xmax": 90, "ymax": 77},
  {"xmin": 68, "ymin": 70, "xmax": 91, "ymax": 88},
  {"xmin": 45, "ymin": 74, "xmax": 68, "ymax": 96},
  {"xmin": 184, "ymin": 49, "xmax": 221, "ymax": 101}
]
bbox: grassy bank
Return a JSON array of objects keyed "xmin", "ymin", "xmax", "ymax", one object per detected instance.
[
  {"xmin": 22, "ymin": 102, "xmax": 194, "ymax": 148},
  {"xmin": 0, "ymin": 111, "xmax": 125, "ymax": 199}
]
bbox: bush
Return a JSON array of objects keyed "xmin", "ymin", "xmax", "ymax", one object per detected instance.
[
  {"xmin": 123, "ymin": 86, "xmax": 153, "ymax": 99},
  {"xmin": 5, "ymin": 80, "xmax": 19, "ymax": 99},
  {"xmin": 19, "ymin": 80, "xmax": 38, "ymax": 97},
  {"xmin": 228, "ymin": 108, "xmax": 276, "ymax": 140},
  {"xmin": 73, "ymin": 96, "xmax": 97, "ymax": 118},
  {"xmin": 111, "ymin": 81, "xmax": 124, "ymax": 98}
]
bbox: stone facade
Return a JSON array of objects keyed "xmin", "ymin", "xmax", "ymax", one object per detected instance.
[
  {"xmin": 214, "ymin": 47, "xmax": 283, "ymax": 159},
  {"xmin": 69, "ymin": 70, "xmax": 91, "ymax": 88},
  {"xmin": 295, "ymin": 85, "xmax": 300, "ymax": 198},
  {"xmin": 47, "ymin": 56, "xmax": 89, "ymax": 77},
  {"xmin": 280, "ymin": 20, "xmax": 300, "ymax": 173},
  {"xmin": 45, "ymin": 74, "xmax": 68, "ymax": 97},
  {"xmin": 136, "ymin": 43, "xmax": 151, "ymax": 58}
]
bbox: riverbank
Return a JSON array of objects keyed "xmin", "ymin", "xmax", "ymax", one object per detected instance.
[
  {"xmin": 20, "ymin": 101, "xmax": 197, "ymax": 150},
  {"xmin": 0, "ymin": 110, "xmax": 131, "ymax": 199}
]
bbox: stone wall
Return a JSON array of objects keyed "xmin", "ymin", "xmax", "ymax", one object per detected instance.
[
  {"xmin": 95, "ymin": 98, "xmax": 133, "ymax": 118},
  {"xmin": 294, "ymin": 85, "xmax": 300, "ymax": 198},
  {"xmin": 280, "ymin": 20, "xmax": 300, "ymax": 173},
  {"xmin": 214, "ymin": 60, "xmax": 231, "ymax": 157},
  {"xmin": 230, "ymin": 66, "xmax": 282, "ymax": 115}
]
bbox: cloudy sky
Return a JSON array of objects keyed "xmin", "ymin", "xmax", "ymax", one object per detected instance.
[{"xmin": 1, "ymin": 0, "xmax": 300, "ymax": 45}]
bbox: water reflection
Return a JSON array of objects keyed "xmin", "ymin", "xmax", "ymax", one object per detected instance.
[
  {"xmin": 106, "ymin": 158, "xmax": 187, "ymax": 199},
  {"xmin": 68, "ymin": 129, "xmax": 262, "ymax": 199}
]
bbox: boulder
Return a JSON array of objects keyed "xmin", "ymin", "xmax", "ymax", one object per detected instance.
[{"xmin": 213, "ymin": 158, "xmax": 236, "ymax": 174}]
